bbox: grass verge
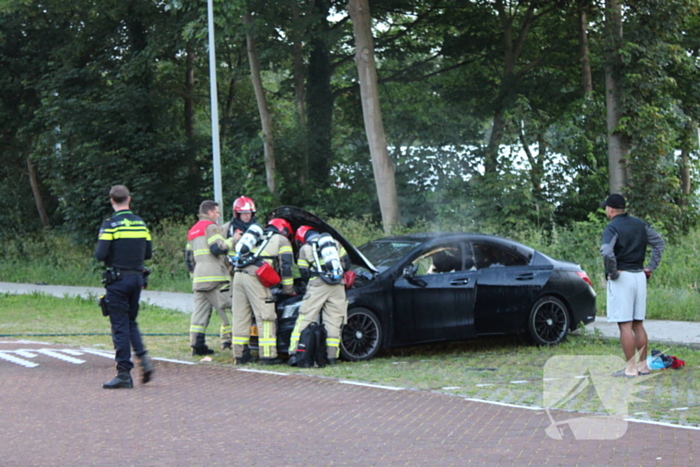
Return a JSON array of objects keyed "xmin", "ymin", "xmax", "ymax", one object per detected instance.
[{"xmin": 2, "ymin": 293, "xmax": 698, "ymax": 427}]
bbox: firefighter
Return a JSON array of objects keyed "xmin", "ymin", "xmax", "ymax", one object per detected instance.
[
  {"xmin": 223, "ymin": 196, "xmax": 257, "ymax": 244},
  {"xmin": 221, "ymin": 196, "xmax": 258, "ymax": 336},
  {"xmin": 94, "ymin": 185, "xmax": 154, "ymax": 389},
  {"xmin": 288, "ymin": 226, "xmax": 352, "ymax": 366},
  {"xmin": 186, "ymin": 200, "xmax": 234, "ymax": 356},
  {"xmin": 231, "ymin": 218, "xmax": 294, "ymax": 365}
]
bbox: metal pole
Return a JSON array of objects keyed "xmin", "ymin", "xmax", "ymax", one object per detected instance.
[{"xmin": 207, "ymin": 0, "xmax": 223, "ymax": 210}]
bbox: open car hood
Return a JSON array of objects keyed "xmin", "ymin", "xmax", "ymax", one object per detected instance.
[{"xmin": 266, "ymin": 206, "xmax": 378, "ymax": 274}]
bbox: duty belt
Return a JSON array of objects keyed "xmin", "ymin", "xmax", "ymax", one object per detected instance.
[{"xmin": 119, "ymin": 269, "xmax": 144, "ymax": 276}]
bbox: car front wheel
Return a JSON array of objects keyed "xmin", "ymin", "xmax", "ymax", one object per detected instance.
[
  {"xmin": 527, "ymin": 296, "xmax": 569, "ymax": 345},
  {"xmin": 340, "ymin": 308, "xmax": 382, "ymax": 361}
]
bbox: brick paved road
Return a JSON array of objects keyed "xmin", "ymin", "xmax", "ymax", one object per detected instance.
[{"xmin": 0, "ymin": 341, "xmax": 696, "ymax": 467}]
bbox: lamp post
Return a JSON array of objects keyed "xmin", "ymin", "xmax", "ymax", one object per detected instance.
[{"xmin": 207, "ymin": 0, "xmax": 223, "ymax": 210}]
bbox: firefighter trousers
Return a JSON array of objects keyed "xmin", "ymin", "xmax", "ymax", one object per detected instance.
[
  {"xmin": 190, "ymin": 285, "xmax": 232, "ymax": 346},
  {"xmin": 232, "ymin": 271, "xmax": 277, "ymax": 359},
  {"xmin": 289, "ymin": 281, "xmax": 347, "ymax": 359}
]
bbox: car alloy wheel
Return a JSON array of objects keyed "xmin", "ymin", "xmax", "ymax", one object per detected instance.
[
  {"xmin": 340, "ymin": 308, "xmax": 382, "ymax": 361},
  {"xmin": 527, "ymin": 296, "xmax": 569, "ymax": 345}
]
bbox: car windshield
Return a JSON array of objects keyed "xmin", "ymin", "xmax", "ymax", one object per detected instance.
[{"xmin": 357, "ymin": 240, "xmax": 419, "ymax": 273}]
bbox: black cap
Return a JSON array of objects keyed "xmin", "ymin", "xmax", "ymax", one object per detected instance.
[{"xmin": 600, "ymin": 193, "xmax": 626, "ymax": 209}]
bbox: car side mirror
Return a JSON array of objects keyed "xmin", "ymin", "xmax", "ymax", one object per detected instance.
[
  {"xmin": 402, "ymin": 264, "xmax": 426, "ymax": 287},
  {"xmin": 403, "ymin": 264, "xmax": 417, "ymax": 279}
]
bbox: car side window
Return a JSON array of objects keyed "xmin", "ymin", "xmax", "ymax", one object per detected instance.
[
  {"xmin": 412, "ymin": 246, "xmax": 462, "ymax": 276},
  {"xmin": 472, "ymin": 243, "xmax": 527, "ymax": 269}
]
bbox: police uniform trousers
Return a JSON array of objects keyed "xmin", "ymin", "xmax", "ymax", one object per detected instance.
[
  {"xmin": 289, "ymin": 281, "xmax": 347, "ymax": 359},
  {"xmin": 190, "ymin": 284, "xmax": 232, "ymax": 346},
  {"xmin": 232, "ymin": 271, "xmax": 277, "ymax": 359},
  {"xmin": 105, "ymin": 274, "xmax": 146, "ymax": 371}
]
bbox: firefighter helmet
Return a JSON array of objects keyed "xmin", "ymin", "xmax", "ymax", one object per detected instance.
[
  {"xmin": 232, "ymin": 196, "xmax": 256, "ymax": 219},
  {"xmin": 294, "ymin": 225, "xmax": 316, "ymax": 245},
  {"xmin": 268, "ymin": 218, "xmax": 293, "ymax": 238}
]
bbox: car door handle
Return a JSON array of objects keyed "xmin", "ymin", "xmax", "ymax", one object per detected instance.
[
  {"xmin": 516, "ymin": 273, "xmax": 534, "ymax": 281},
  {"xmin": 450, "ymin": 278, "xmax": 470, "ymax": 286}
]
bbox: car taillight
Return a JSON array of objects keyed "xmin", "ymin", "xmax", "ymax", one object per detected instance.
[{"xmin": 576, "ymin": 271, "xmax": 593, "ymax": 287}]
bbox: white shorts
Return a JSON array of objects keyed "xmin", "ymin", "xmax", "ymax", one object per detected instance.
[{"xmin": 606, "ymin": 271, "xmax": 647, "ymax": 323}]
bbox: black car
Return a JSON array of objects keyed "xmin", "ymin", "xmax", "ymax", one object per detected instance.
[{"xmin": 265, "ymin": 207, "xmax": 597, "ymax": 361}]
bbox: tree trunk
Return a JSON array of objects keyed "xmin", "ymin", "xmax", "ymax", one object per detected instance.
[
  {"xmin": 679, "ymin": 123, "xmax": 695, "ymax": 202},
  {"xmin": 243, "ymin": 12, "xmax": 276, "ymax": 195},
  {"xmin": 348, "ymin": 0, "xmax": 401, "ymax": 234},
  {"xmin": 578, "ymin": 1, "xmax": 593, "ymax": 96},
  {"xmin": 604, "ymin": 0, "xmax": 629, "ymax": 193},
  {"xmin": 27, "ymin": 157, "xmax": 50, "ymax": 228}
]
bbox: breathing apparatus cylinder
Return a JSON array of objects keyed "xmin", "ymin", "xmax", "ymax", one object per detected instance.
[
  {"xmin": 317, "ymin": 233, "xmax": 343, "ymax": 283},
  {"xmin": 233, "ymin": 223, "xmax": 264, "ymax": 266}
]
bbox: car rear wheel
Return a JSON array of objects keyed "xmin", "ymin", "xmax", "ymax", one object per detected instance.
[
  {"xmin": 527, "ymin": 296, "xmax": 569, "ymax": 345},
  {"xmin": 340, "ymin": 308, "xmax": 382, "ymax": 361}
]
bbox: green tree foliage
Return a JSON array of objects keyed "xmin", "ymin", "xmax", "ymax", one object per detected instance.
[{"xmin": 1, "ymin": 0, "xmax": 700, "ymax": 242}]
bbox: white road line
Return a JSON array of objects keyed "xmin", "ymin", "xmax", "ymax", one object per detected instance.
[
  {"xmin": 463, "ymin": 398, "xmax": 543, "ymax": 411},
  {"xmin": 0, "ymin": 351, "xmax": 39, "ymax": 368},
  {"xmin": 79, "ymin": 348, "xmax": 115, "ymax": 359},
  {"xmin": 625, "ymin": 418, "xmax": 700, "ymax": 431},
  {"xmin": 34, "ymin": 349, "xmax": 85, "ymax": 364},
  {"xmin": 340, "ymin": 381, "xmax": 404, "ymax": 391},
  {"xmin": 153, "ymin": 357, "xmax": 195, "ymax": 365},
  {"xmin": 14, "ymin": 350, "xmax": 38, "ymax": 358},
  {"xmin": 237, "ymin": 368, "xmax": 288, "ymax": 375}
]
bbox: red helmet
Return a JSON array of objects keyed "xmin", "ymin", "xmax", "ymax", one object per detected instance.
[
  {"xmin": 268, "ymin": 218, "xmax": 293, "ymax": 238},
  {"xmin": 232, "ymin": 196, "xmax": 256, "ymax": 218},
  {"xmin": 295, "ymin": 225, "xmax": 315, "ymax": 245}
]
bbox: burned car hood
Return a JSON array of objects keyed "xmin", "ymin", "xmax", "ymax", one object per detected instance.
[{"xmin": 266, "ymin": 206, "xmax": 378, "ymax": 274}]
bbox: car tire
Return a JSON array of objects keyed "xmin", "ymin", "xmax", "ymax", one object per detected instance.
[
  {"xmin": 340, "ymin": 308, "xmax": 382, "ymax": 361},
  {"xmin": 527, "ymin": 296, "xmax": 570, "ymax": 345}
]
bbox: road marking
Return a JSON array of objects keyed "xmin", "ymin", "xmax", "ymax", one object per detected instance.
[
  {"xmin": 0, "ymin": 351, "xmax": 39, "ymax": 368},
  {"xmin": 237, "ymin": 368, "xmax": 288, "ymax": 376},
  {"xmin": 625, "ymin": 418, "xmax": 700, "ymax": 431},
  {"xmin": 340, "ymin": 381, "xmax": 404, "ymax": 391},
  {"xmin": 463, "ymin": 398, "xmax": 543, "ymax": 411},
  {"xmin": 0, "ymin": 348, "xmax": 93, "ymax": 367},
  {"xmin": 34, "ymin": 349, "xmax": 85, "ymax": 364}
]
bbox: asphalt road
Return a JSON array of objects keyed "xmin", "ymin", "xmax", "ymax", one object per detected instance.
[{"xmin": 1, "ymin": 339, "xmax": 698, "ymax": 467}]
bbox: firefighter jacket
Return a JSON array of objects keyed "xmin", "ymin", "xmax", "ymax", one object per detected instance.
[
  {"xmin": 297, "ymin": 238, "xmax": 351, "ymax": 287},
  {"xmin": 186, "ymin": 215, "xmax": 233, "ymax": 291},
  {"xmin": 222, "ymin": 217, "xmax": 254, "ymax": 271},
  {"xmin": 94, "ymin": 209, "xmax": 152, "ymax": 269},
  {"xmin": 238, "ymin": 232, "xmax": 295, "ymax": 294}
]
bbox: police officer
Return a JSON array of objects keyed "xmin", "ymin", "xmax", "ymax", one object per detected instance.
[
  {"xmin": 94, "ymin": 185, "xmax": 154, "ymax": 389},
  {"xmin": 288, "ymin": 226, "xmax": 351, "ymax": 365},
  {"xmin": 186, "ymin": 200, "xmax": 234, "ymax": 355},
  {"xmin": 231, "ymin": 218, "xmax": 294, "ymax": 365}
]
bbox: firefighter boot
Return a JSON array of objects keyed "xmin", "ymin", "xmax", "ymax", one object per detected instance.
[
  {"xmin": 191, "ymin": 332, "xmax": 215, "ymax": 356},
  {"xmin": 103, "ymin": 366, "xmax": 133, "ymax": 389},
  {"xmin": 259, "ymin": 357, "xmax": 283, "ymax": 365},
  {"xmin": 140, "ymin": 354, "xmax": 154, "ymax": 384},
  {"xmin": 235, "ymin": 345, "xmax": 253, "ymax": 365}
]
